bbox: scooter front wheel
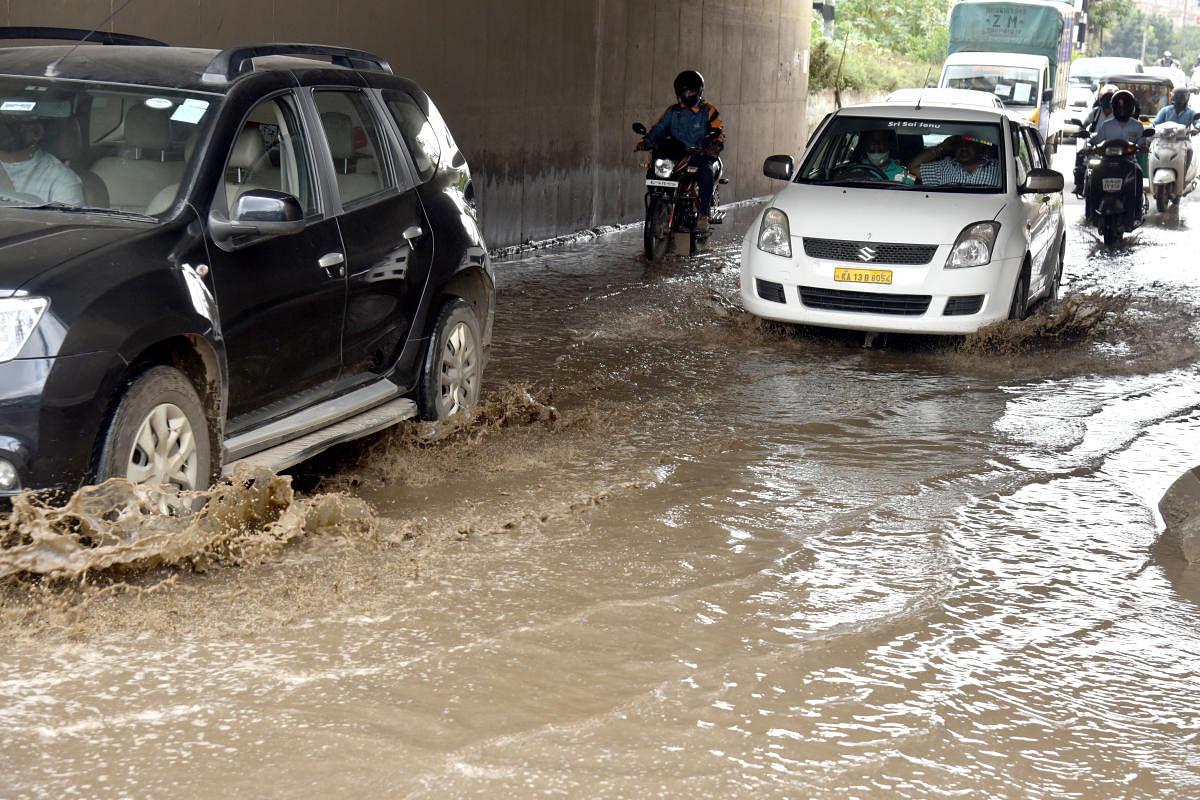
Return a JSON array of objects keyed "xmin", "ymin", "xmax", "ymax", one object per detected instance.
[
  {"xmin": 1155, "ymin": 183, "xmax": 1169, "ymax": 213},
  {"xmin": 644, "ymin": 196, "xmax": 671, "ymax": 260}
]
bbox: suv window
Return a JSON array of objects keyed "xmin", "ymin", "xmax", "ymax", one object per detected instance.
[
  {"xmin": 313, "ymin": 90, "xmax": 391, "ymax": 205},
  {"xmin": 383, "ymin": 90, "xmax": 441, "ymax": 182},
  {"xmin": 223, "ymin": 95, "xmax": 318, "ymax": 217}
]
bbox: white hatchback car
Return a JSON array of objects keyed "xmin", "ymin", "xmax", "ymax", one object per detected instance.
[{"xmin": 741, "ymin": 102, "xmax": 1065, "ymax": 335}]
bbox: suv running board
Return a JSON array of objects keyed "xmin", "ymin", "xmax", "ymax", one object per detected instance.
[{"xmin": 222, "ymin": 396, "xmax": 418, "ymax": 476}]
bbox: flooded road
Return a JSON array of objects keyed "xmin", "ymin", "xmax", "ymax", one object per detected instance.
[{"xmin": 3, "ymin": 148, "xmax": 1200, "ymax": 798}]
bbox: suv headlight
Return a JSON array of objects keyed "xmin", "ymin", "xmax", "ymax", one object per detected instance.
[
  {"xmin": 0, "ymin": 297, "xmax": 48, "ymax": 362},
  {"xmin": 654, "ymin": 158, "xmax": 673, "ymax": 178},
  {"xmin": 945, "ymin": 222, "xmax": 1000, "ymax": 269},
  {"xmin": 756, "ymin": 207, "xmax": 792, "ymax": 257}
]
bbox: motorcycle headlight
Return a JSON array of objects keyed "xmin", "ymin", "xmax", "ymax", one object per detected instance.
[
  {"xmin": 0, "ymin": 297, "xmax": 47, "ymax": 362},
  {"xmin": 945, "ymin": 221, "xmax": 1000, "ymax": 269},
  {"xmin": 756, "ymin": 207, "xmax": 791, "ymax": 258},
  {"xmin": 653, "ymin": 158, "xmax": 673, "ymax": 178}
]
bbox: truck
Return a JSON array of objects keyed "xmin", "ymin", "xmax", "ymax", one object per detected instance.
[{"xmin": 938, "ymin": 0, "xmax": 1076, "ymax": 148}]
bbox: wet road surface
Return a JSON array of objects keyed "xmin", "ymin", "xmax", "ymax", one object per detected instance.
[{"xmin": 1, "ymin": 146, "xmax": 1200, "ymax": 798}]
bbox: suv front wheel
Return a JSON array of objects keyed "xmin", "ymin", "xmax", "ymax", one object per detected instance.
[
  {"xmin": 95, "ymin": 366, "xmax": 212, "ymax": 491},
  {"xmin": 418, "ymin": 299, "xmax": 482, "ymax": 420}
]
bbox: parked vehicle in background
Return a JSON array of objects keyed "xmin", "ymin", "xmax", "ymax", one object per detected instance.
[
  {"xmin": 0, "ymin": 28, "xmax": 494, "ymax": 497},
  {"xmin": 741, "ymin": 101, "xmax": 1065, "ymax": 336},
  {"xmin": 939, "ymin": 0, "xmax": 1075, "ymax": 147}
]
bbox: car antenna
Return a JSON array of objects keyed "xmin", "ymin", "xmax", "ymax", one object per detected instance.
[
  {"xmin": 916, "ymin": 66, "xmax": 934, "ymax": 110},
  {"xmin": 45, "ymin": 0, "xmax": 137, "ymax": 77}
]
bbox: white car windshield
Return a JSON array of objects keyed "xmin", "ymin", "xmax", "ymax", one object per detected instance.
[
  {"xmin": 942, "ymin": 65, "xmax": 1040, "ymax": 106},
  {"xmin": 0, "ymin": 77, "xmax": 215, "ymax": 215},
  {"xmin": 797, "ymin": 117, "xmax": 1006, "ymax": 192}
]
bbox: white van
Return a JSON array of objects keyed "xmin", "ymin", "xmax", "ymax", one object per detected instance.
[{"xmin": 741, "ymin": 102, "xmax": 1066, "ymax": 335}]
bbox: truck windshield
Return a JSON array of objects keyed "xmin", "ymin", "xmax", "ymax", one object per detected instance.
[
  {"xmin": 943, "ymin": 65, "xmax": 1041, "ymax": 106},
  {"xmin": 797, "ymin": 117, "xmax": 1006, "ymax": 193}
]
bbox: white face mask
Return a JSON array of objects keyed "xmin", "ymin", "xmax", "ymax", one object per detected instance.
[{"xmin": 867, "ymin": 151, "xmax": 890, "ymax": 166}]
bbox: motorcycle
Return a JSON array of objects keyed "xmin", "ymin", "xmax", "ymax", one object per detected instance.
[
  {"xmin": 631, "ymin": 122, "xmax": 727, "ymax": 260},
  {"xmin": 1148, "ymin": 120, "xmax": 1199, "ymax": 212},
  {"xmin": 1078, "ymin": 132, "xmax": 1153, "ymax": 247}
]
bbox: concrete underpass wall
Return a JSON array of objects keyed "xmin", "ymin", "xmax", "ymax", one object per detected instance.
[{"xmin": 3, "ymin": 0, "xmax": 811, "ymax": 248}]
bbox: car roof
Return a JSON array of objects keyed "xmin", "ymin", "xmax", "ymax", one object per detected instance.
[
  {"xmin": 0, "ymin": 42, "xmax": 388, "ymax": 93},
  {"xmin": 884, "ymin": 87, "xmax": 1005, "ymax": 108},
  {"xmin": 837, "ymin": 101, "xmax": 1030, "ymax": 128}
]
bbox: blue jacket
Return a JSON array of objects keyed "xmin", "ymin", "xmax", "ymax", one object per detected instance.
[
  {"xmin": 644, "ymin": 101, "xmax": 724, "ymax": 153},
  {"xmin": 1153, "ymin": 105, "xmax": 1198, "ymax": 126}
]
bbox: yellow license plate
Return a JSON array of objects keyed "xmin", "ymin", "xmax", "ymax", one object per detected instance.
[{"xmin": 834, "ymin": 267, "xmax": 893, "ymax": 285}]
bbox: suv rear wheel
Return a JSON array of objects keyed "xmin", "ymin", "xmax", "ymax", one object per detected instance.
[
  {"xmin": 95, "ymin": 366, "xmax": 212, "ymax": 490},
  {"xmin": 418, "ymin": 299, "xmax": 482, "ymax": 420}
]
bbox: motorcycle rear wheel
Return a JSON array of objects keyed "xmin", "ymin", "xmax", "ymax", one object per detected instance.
[
  {"xmin": 643, "ymin": 196, "xmax": 671, "ymax": 260},
  {"xmin": 1155, "ymin": 183, "xmax": 1169, "ymax": 214}
]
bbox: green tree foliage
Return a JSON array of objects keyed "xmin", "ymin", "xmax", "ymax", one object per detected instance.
[
  {"xmin": 1106, "ymin": 10, "xmax": 1177, "ymax": 61},
  {"xmin": 832, "ymin": 0, "xmax": 951, "ymax": 62},
  {"xmin": 1086, "ymin": 0, "xmax": 1135, "ymax": 53}
]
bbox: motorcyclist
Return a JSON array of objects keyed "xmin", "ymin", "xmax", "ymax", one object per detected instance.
[
  {"xmin": 636, "ymin": 69, "xmax": 725, "ymax": 233},
  {"xmin": 1072, "ymin": 83, "xmax": 1118, "ymax": 196},
  {"xmin": 1086, "ymin": 89, "xmax": 1150, "ymax": 218},
  {"xmin": 1153, "ymin": 87, "xmax": 1198, "ymax": 127},
  {"xmin": 1158, "ymin": 50, "xmax": 1176, "ymax": 68}
]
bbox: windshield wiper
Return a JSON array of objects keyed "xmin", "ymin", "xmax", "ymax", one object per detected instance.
[{"xmin": 26, "ymin": 202, "xmax": 155, "ymax": 220}]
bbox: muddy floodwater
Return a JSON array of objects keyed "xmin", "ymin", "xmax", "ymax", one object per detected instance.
[{"xmin": 3, "ymin": 156, "xmax": 1200, "ymax": 798}]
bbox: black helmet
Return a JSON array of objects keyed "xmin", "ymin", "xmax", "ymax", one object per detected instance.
[
  {"xmin": 1111, "ymin": 89, "xmax": 1136, "ymax": 122},
  {"xmin": 1173, "ymin": 87, "xmax": 1190, "ymax": 105},
  {"xmin": 673, "ymin": 70, "xmax": 705, "ymax": 106}
]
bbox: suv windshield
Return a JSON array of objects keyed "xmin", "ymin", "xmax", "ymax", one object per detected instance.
[
  {"xmin": 798, "ymin": 116, "xmax": 1006, "ymax": 192},
  {"xmin": 942, "ymin": 65, "xmax": 1040, "ymax": 106},
  {"xmin": 0, "ymin": 77, "xmax": 216, "ymax": 215}
]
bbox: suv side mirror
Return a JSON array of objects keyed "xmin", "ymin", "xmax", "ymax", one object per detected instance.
[
  {"xmin": 1042, "ymin": 88, "xmax": 1054, "ymax": 103},
  {"xmin": 1020, "ymin": 167, "xmax": 1064, "ymax": 194},
  {"xmin": 209, "ymin": 189, "xmax": 305, "ymax": 244},
  {"xmin": 763, "ymin": 154, "xmax": 794, "ymax": 181}
]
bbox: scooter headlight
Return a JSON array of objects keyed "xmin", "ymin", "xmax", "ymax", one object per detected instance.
[
  {"xmin": 653, "ymin": 158, "xmax": 673, "ymax": 178},
  {"xmin": 945, "ymin": 221, "xmax": 1000, "ymax": 269},
  {"xmin": 756, "ymin": 207, "xmax": 791, "ymax": 258},
  {"xmin": 1104, "ymin": 143, "xmax": 1127, "ymax": 156}
]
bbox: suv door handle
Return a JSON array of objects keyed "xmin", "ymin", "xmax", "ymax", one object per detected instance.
[
  {"xmin": 318, "ymin": 251, "xmax": 346, "ymax": 278},
  {"xmin": 402, "ymin": 226, "xmax": 423, "ymax": 243}
]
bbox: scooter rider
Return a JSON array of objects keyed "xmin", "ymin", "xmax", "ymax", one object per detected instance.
[
  {"xmin": 1154, "ymin": 87, "xmax": 1199, "ymax": 127},
  {"xmin": 1087, "ymin": 90, "xmax": 1150, "ymax": 217},
  {"xmin": 637, "ymin": 69, "xmax": 725, "ymax": 233},
  {"xmin": 1073, "ymin": 83, "xmax": 1118, "ymax": 196}
]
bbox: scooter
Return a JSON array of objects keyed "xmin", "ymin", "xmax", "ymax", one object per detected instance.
[
  {"xmin": 1148, "ymin": 120, "xmax": 1200, "ymax": 212},
  {"xmin": 1079, "ymin": 133, "xmax": 1153, "ymax": 248},
  {"xmin": 631, "ymin": 122, "xmax": 727, "ymax": 260}
]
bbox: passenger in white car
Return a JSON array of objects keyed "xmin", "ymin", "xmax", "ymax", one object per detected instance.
[{"xmin": 909, "ymin": 134, "xmax": 1000, "ymax": 187}]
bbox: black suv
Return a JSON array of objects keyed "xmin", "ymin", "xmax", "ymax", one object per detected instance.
[{"xmin": 0, "ymin": 29, "xmax": 493, "ymax": 495}]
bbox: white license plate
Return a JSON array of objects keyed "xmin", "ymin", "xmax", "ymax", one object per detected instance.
[
  {"xmin": 645, "ymin": 179, "xmax": 678, "ymax": 188},
  {"xmin": 1102, "ymin": 177, "xmax": 1123, "ymax": 192}
]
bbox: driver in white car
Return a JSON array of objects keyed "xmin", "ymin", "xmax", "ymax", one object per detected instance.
[{"xmin": 0, "ymin": 111, "xmax": 83, "ymax": 205}]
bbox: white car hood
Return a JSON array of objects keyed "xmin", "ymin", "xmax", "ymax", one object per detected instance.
[{"xmin": 770, "ymin": 184, "xmax": 1007, "ymax": 246}]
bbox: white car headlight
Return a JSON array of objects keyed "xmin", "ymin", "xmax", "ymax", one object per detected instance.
[
  {"xmin": 757, "ymin": 207, "xmax": 792, "ymax": 258},
  {"xmin": 0, "ymin": 297, "xmax": 48, "ymax": 362},
  {"xmin": 654, "ymin": 158, "xmax": 673, "ymax": 178},
  {"xmin": 945, "ymin": 222, "xmax": 1000, "ymax": 269}
]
